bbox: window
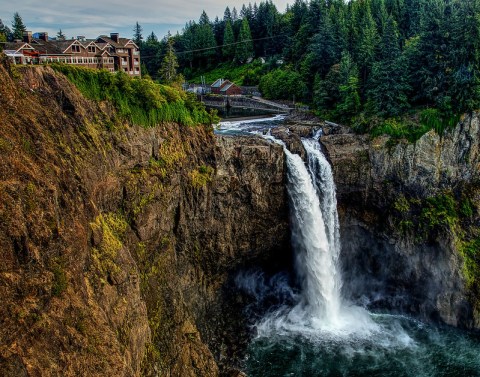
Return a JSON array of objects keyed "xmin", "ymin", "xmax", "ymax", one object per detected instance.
[
  {"xmin": 71, "ymin": 45, "xmax": 80, "ymax": 53},
  {"xmin": 88, "ymin": 46, "xmax": 95, "ymax": 53},
  {"xmin": 89, "ymin": 58, "xmax": 93, "ymax": 63}
]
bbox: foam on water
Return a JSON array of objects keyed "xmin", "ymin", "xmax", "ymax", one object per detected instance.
[{"xmin": 253, "ymin": 135, "xmax": 380, "ymax": 339}]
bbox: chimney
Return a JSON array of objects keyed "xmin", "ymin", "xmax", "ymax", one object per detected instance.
[
  {"xmin": 23, "ymin": 31, "xmax": 32, "ymax": 43},
  {"xmin": 39, "ymin": 32, "xmax": 49, "ymax": 41},
  {"xmin": 110, "ymin": 33, "xmax": 119, "ymax": 43}
]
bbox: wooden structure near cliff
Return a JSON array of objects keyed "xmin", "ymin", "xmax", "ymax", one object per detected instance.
[{"xmin": 200, "ymin": 94, "xmax": 293, "ymax": 114}]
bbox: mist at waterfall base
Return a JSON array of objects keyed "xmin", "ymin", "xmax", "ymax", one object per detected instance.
[{"xmin": 217, "ymin": 118, "xmax": 480, "ymax": 376}]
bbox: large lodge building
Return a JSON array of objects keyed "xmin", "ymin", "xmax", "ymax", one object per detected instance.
[{"xmin": 2, "ymin": 31, "xmax": 141, "ymax": 77}]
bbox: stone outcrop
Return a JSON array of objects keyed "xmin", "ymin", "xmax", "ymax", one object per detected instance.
[
  {"xmin": 319, "ymin": 115, "xmax": 480, "ymax": 329},
  {"xmin": 0, "ymin": 59, "xmax": 289, "ymax": 376}
]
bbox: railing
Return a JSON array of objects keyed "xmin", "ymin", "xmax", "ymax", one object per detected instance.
[{"xmin": 121, "ymin": 61, "xmax": 127, "ymax": 66}]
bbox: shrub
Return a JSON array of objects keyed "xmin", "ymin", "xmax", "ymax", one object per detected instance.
[{"xmin": 51, "ymin": 64, "xmax": 217, "ymax": 128}]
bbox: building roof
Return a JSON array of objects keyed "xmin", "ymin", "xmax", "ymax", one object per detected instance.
[
  {"xmin": 96, "ymin": 36, "xmax": 137, "ymax": 49},
  {"xmin": 3, "ymin": 42, "xmax": 35, "ymax": 53},
  {"xmin": 30, "ymin": 39, "xmax": 73, "ymax": 55},
  {"xmin": 220, "ymin": 82, "xmax": 234, "ymax": 92},
  {"xmin": 211, "ymin": 78, "xmax": 225, "ymax": 88}
]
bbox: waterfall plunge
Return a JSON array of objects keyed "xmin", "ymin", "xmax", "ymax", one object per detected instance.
[{"xmin": 257, "ymin": 134, "xmax": 377, "ymax": 337}]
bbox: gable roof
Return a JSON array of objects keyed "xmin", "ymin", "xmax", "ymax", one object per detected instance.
[
  {"xmin": 220, "ymin": 82, "xmax": 235, "ymax": 92},
  {"xmin": 211, "ymin": 78, "xmax": 225, "ymax": 88},
  {"xmin": 30, "ymin": 39, "xmax": 70, "ymax": 55},
  {"xmin": 3, "ymin": 42, "xmax": 35, "ymax": 53}
]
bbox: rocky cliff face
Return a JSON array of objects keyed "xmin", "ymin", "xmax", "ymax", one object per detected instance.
[
  {"xmin": 319, "ymin": 115, "xmax": 480, "ymax": 329},
  {"xmin": 0, "ymin": 58, "xmax": 289, "ymax": 376}
]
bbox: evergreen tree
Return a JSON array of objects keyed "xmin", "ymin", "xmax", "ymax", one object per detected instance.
[
  {"xmin": 195, "ymin": 12, "xmax": 217, "ymax": 67},
  {"xmin": 199, "ymin": 10, "xmax": 210, "ymax": 25},
  {"xmin": 448, "ymin": 0, "xmax": 480, "ymax": 112},
  {"xmin": 11, "ymin": 12, "xmax": 26, "ymax": 40},
  {"xmin": 367, "ymin": 16, "xmax": 410, "ymax": 116},
  {"xmin": 212, "ymin": 16, "xmax": 224, "ymax": 47},
  {"xmin": 371, "ymin": 0, "xmax": 388, "ymax": 31},
  {"xmin": 224, "ymin": 6, "xmax": 232, "ymax": 22},
  {"xmin": 158, "ymin": 33, "xmax": 180, "ymax": 84},
  {"xmin": 416, "ymin": 0, "xmax": 452, "ymax": 109},
  {"xmin": 141, "ymin": 32, "xmax": 162, "ymax": 77},
  {"xmin": 133, "ymin": 22, "xmax": 143, "ymax": 46},
  {"xmin": 355, "ymin": 0, "xmax": 379, "ymax": 89},
  {"xmin": 235, "ymin": 18, "xmax": 254, "ymax": 63},
  {"xmin": 336, "ymin": 52, "xmax": 361, "ymax": 119},
  {"xmin": 0, "ymin": 19, "xmax": 10, "ymax": 43},
  {"xmin": 56, "ymin": 29, "xmax": 66, "ymax": 41},
  {"xmin": 222, "ymin": 20, "xmax": 235, "ymax": 61}
]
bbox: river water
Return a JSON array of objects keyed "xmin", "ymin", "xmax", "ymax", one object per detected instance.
[{"xmin": 216, "ymin": 117, "xmax": 480, "ymax": 377}]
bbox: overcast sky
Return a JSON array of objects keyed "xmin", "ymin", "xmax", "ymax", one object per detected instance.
[{"xmin": 1, "ymin": 1, "xmax": 290, "ymax": 41}]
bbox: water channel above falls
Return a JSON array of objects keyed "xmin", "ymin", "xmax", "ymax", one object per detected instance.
[{"xmin": 216, "ymin": 117, "xmax": 480, "ymax": 377}]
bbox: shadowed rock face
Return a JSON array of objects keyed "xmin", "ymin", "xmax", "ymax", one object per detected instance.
[
  {"xmin": 319, "ymin": 116, "xmax": 480, "ymax": 329},
  {"xmin": 0, "ymin": 60, "xmax": 290, "ymax": 376}
]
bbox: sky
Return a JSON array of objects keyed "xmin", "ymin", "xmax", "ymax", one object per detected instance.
[{"xmin": 1, "ymin": 0, "xmax": 291, "ymax": 41}]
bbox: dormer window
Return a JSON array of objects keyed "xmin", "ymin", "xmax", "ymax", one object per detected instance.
[
  {"xmin": 88, "ymin": 46, "xmax": 95, "ymax": 53},
  {"xmin": 72, "ymin": 45, "xmax": 80, "ymax": 53}
]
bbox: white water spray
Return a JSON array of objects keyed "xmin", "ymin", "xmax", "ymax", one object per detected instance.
[{"xmin": 257, "ymin": 133, "xmax": 377, "ymax": 337}]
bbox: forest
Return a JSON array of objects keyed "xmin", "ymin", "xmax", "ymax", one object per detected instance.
[{"xmin": 137, "ymin": 0, "xmax": 480, "ymax": 134}]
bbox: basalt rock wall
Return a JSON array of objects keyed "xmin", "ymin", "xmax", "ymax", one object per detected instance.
[
  {"xmin": 0, "ymin": 59, "xmax": 289, "ymax": 376},
  {"xmin": 319, "ymin": 115, "xmax": 480, "ymax": 329}
]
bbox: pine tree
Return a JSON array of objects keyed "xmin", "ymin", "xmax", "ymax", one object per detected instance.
[
  {"xmin": 141, "ymin": 32, "xmax": 162, "ymax": 78},
  {"xmin": 56, "ymin": 29, "xmax": 66, "ymax": 41},
  {"xmin": 336, "ymin": 52, "xmax": 361, "ymax": 119},
  {"xmin": 199, "ymin": 10, "xmax": 210, "ymax": 25},
  {"xmin": 355, "ymin": 0, "xmax": 379, "ymax": 89},
  {"xmin": 195, "ymin": 12, "xmax": 217, "ymax": 67},
  {"xmin": 0, "ymin": 19, "xmax": 10, "ymax": 43},
  {"xmin": 367, "ymin": 16, "xmax": 410, "ymax": 116},
  {"xmin": 224, "ymin": 6, "xmax": 232, "ymax": 22},
  {"xmin": 235, "ymin": 18, "xmax": 254, "ymax": 63},
  {"xmin": 133, "ymin": 22, "xmax": 143, "ymax": 46},
  {"xmin": 448, "ymin": 0, "xmax": 480, "ymax": 112},
  {"xmin": 222, "ymin": 20, "xmax": 235, "ymax": 61},
  {"xmin": 180, "ymin": 22, "xmax": 195, "ymax": 69},
  {"xmin": 158, "ymin": 33, "xmax": 180, "ymax": 84},
  {"xmin": 11, "ymin": 12, "xmax": 26, "ymax": 40},
  {"xmin": 371, "ymin": 0, "xmax": 388, "ymax": 31},
  {"xmin": 416, "ymin": 0, "xmax": 452, "ymax": 109}
]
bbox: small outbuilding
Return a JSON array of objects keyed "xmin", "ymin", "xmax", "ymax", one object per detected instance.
[{"xmin": 211, "ymin": 79, "xmax": 242, "ymax": 96}]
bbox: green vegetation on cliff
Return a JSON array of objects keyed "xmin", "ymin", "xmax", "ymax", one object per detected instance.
[
  {"xmin": 392, "ymin": 187, "xmax": 480, "ymax": 316},
  {"xmin": 51, "ymin": 64, "xmax": 218, "ymax": 128}
]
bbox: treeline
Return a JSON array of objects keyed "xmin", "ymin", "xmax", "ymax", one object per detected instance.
[{"xmin": 137, "ymin": 0, "xmax": 480, "ymax": 129}]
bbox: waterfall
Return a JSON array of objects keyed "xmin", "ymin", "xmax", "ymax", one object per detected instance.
[
  {"xmin": 284, "ymin": 145, "xmax": 342, "ymax": 324},
  {"xmin": 257, "ymin": 133, "xmax": 376, "ymax": 337}
]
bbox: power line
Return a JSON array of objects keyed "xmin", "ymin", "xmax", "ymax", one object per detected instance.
[{"xmin": 140, "ymin": 33, "xmax": 289, "ymax": 59}]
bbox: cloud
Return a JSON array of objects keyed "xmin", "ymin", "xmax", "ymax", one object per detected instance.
[{"xmin": 1, "ymin": 0, "xmax": 290, "ymax": 39}]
